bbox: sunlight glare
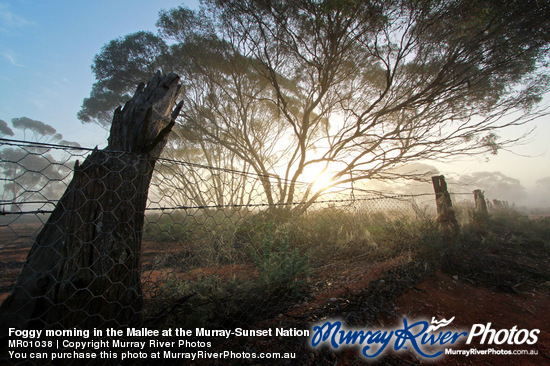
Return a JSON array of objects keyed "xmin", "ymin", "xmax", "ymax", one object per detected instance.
[{"xmin": 308, "ymin": 170, "xmax": 335, "ymax": 193}]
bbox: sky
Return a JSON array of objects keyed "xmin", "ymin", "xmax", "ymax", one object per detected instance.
[
  {"xmin": 1, "ymin": 0, "xmax": 549, "ymax": 208},
  {"xmin": 0, "ymin": 0, "xmax": 196, "ymax": 146}
]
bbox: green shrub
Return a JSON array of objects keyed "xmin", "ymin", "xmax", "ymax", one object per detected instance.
[
  {"xmin": 247, "ymin": 224, "xmax": 311, "ymax": 298},
  {"xmin": 233, "ymin": 214, "xmax": 271, "ymax": 250},
  {"xmin": 489, "ymin": 210, "xmax": 550, "ymax": 243},
  {"xmin": 152, "ymin": 224, "xmax": 311, "ymax": 329},
  {"xmin": 365, "ymin": 218, "xmax": 440, "ymax": 258},
  {"xmin": 152, "ymin": 275, "xmax": 256, "ymax": 329},
  {"xmin": 143, "ymin": 213, "xmax": 192, "ymax": 242},
  {"xmin": 285, "ymin": 206, "xmax": 374, "ymax": 261}
]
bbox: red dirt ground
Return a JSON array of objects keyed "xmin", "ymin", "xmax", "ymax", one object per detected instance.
[
  {"xmin": 284, "ymin": 254, "xmax": 411, "ymax": 319},
  {"xmin": 253, "ymin": 237, "xmax": 550, "ymax": 366},
  {"xmin": 394, "ymin": 271, "xmax": 550, "ymax": 365}
]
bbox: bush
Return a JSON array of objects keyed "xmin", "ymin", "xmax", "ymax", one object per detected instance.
[
  {"xmin": 152, "ymin": 224, "xmax": 311, "ymax": 329},
  {"xmin": 152, "ymin": 275, "xmax": 256, "ymax": 329},
  {"xmin": 285, "ymin": 207, "xmax": 375, "ymax": 261},
  {"xmin": 488, "ymin": 209, "xmax": 550, "ymax": 243},
  {"xmin": 143, "ymin": 212, "xmax": 192, "ymax": 242},
  {"xmin": 247, "ymin": 224, "xmax": 311, "ymax": 298}
]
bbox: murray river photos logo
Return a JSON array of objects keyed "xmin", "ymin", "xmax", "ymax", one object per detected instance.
[{"xmin": 309, "ymin": 317, "xmax": 540, "ymax": 359}]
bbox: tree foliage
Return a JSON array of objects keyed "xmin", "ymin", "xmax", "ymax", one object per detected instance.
[
  {"xmin": 0, "ymin": 119, "xmax": 14, "ymax": 136},
  {"xmin": 0, "ymin": 118, "xmax": 78, "ymax": 212},
  {"xmin": 79, "ymin": 0, "xmax": 550, "ymax": 208},
  {"xmin": 78, "ymin": 31, "xmax": 169, "ymax": 124}
]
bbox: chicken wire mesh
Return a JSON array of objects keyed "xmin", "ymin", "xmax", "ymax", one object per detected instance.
[{"xmin": 0, "ymin": 138, "xmax": 478, "ymax": 362}]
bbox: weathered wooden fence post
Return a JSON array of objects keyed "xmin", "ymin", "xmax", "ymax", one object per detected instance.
[
  {"xmin": 0, "ymin": 72, "xmax": 183, "ymax": 333},
  {"xmin": 431, "ymin": 175, "xmax": 459, "ymax": 232},
  {"xmin": 473, "ymin": 189, "xmax": 488, "ymax": 215}
]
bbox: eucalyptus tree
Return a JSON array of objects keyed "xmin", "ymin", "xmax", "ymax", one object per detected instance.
[
  {"xmin": 80, "ymin": 0, "xmax": 550, "ymax": 210},
  {"xmin": 0, "ymin": 118, "xmax": 79, "ymax": 212}
]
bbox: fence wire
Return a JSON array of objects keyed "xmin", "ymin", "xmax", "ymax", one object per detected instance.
[{"xmin": 0, "ymin": 138, "xmax": 482, "ymax": 362}]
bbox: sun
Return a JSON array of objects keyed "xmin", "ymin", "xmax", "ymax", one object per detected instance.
[
  {"xmin": 302, "ymin": 162, "xmax": 350, "ymax": 194},
  {"xmin": 312, "ymin": 172, "xmax": 332, "ymax": 190},
  {"xmin": 308, "ymin": 170, "xmax": 335, "ymax": 193}
]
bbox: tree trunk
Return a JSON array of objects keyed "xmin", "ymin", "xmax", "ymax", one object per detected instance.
[{"xmin": 0, "ymin": 72, "xmax": 183, "ymax": 333}]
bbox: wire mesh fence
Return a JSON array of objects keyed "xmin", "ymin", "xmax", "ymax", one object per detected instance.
[{"xmin": 0, "ymin": 138, "xmax": 483, "ymax": 362}]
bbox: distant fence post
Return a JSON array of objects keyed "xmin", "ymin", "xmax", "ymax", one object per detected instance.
[
  {"xmin": 431, "ymin": 175, "xmax": 459, "ymax": 232},
  {"xmin": 473, "ymin": 189, "xmax": 488, "ymax": 215},
  {"xmin": 492, "ymin": 199, "xmax": 509, "ymax": 209}
]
